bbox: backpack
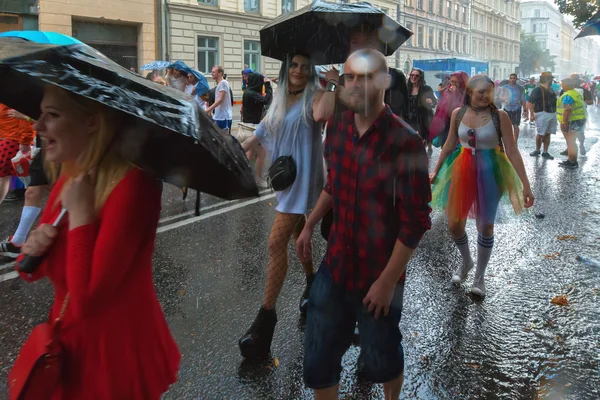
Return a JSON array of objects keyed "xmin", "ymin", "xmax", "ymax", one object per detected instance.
[{"xmin": 455, "ymin": 105, "xmax": 504, "ymax": 152}]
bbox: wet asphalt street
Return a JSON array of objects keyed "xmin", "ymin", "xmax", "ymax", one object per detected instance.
[{"xmin": 0, "ymin": 108, "xmax": 599, "ymax": 400}]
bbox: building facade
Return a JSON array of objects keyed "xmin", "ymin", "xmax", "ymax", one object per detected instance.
[
  {"xmin": 396, "ymin": 0, "xmax": 472, "ymax": 75},
  {"xmin": 0, "ymin": 0, "xmax": 40, "ymax": 32},
  {"xmin": 471, "ymin": 0, "xmax": 521, "ymax": 80},
  {"xmin": 165, "ymin": 0, "xmax": 404, "ymax": 98},
  {"xmin": 520, "ymin": 0, "xmax": 561, "ymax": 72},
  {"xmin": 521, "ymin": 0, "xmax": 599, "ymax": 77},
  {"xmin": 0, "ymin": 0, "xmax": 156, "ymax": 71}
]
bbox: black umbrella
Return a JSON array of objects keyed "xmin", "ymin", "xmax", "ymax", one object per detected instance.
[
  {"xmin": 434, "ymin": 71, "xmax": 453, "ymax": 79},
  {"xmin": 260, "ymin": 0, "xmax": 412, "ymax": 65},
  {"xmin": 0, "ymin": 38, "xmax": 258, "ymax": 200},
  {"xmin": 576, "ymin": 9, "xmax": 600, "ymax": 39}
]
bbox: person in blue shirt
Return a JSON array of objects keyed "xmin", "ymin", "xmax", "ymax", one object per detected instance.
[{"xmin": 496, "ymin": 73, "xmax": 526, "ymax": 142}]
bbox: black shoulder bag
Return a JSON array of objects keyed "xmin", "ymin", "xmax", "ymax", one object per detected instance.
[{"xmin": 267, "ymin": 121, "xmax": 298, "ymax": 191}]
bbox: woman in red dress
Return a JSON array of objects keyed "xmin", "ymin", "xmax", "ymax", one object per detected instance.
[{"xmin": 16, "ymin": 85, "xmax": 181, "ymax": 399}]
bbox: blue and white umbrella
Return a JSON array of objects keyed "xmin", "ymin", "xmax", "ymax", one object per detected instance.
[{"xmin": 141, "ymin": 60, "xmax": 171, "ymax": 70}]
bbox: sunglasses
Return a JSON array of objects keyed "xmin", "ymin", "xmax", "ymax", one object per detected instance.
[{"xmin": 467, "ymin": 129, "xmax": 476, "ymax": 148}]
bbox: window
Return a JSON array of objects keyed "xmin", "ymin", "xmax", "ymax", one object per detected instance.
[
  {"xmin": 417, "ymin": 0, "xmax": 423, "ymax": 10},
  {"xmin": 406, "ymin": 0, "xmax": 413, "ymax": 7},
  {"xmin": 429, "ymin": 0, "xmax": 434, "ymax": 13},
  {"xmin": 455, "ymin": 34, "xmax": 460, "ymax": 53},
  {"xmin": 446, "ymin": 1, "xmax": 452, "ymax": 18},
  {"xmin": 480, "ymin": 15, "xmax": 483, "ymax": 30},
  {"xmin": 417, "ymin": 25, "xmax": 424, "ymax": 47},
  {"xmin": 438, "ymin": 29, "xmax": 444, "ymax": 50},
  {"xmin": 533, "ymin": 24, "xmax": 536, "ymax": 33},
  {"xmin": 429, "ymin": 27, "xmax": 435, "ymax": 48},
  {"xmin": 404, "ymin": 61, "xmax": 411, "ymax": 74},
  {"xmin": 463, "ymin": 36, "xmax": 467, "ymax": 54},
  {"xmin": 406, "ymin": 22, "xmax": 413, "ymax": 46},
  {"xmin": 447, "ymin": 31, "xmax": 452, "ymax": 51},
  {"xmin": 462, "ymin": 6, "xmax": 467, "ymax": 22},
  {"xmin": 438, "ymin": 0, "xmax": 443, "ymax": 15},
  {"xmin": 480, "ymin": 42, "xmax": 484, "ymax": 57},
  {"xmin": 539, "ymin": 39, "xmax": 546, "ymax": 49},
  {"xmin": 473, "ymin": 13, "xmax": 477, "ymax": 29},
  {"xmin": 534, "ymin": 9, "xmax": 540, "ymax": 17},
  {"xmin": 198, "ymin": 0, "xmax": 218, "ymax": 5},
  {"xmin": 197, "ymin": 36, "xmax": 219, "ymax": 74},
  {"xmin": 542, "ymin": 23, "xmax": 547, "ymax": 32},
  {"xmin": 282, "ymin": 0, "xmax": 294, "ymax": 14},
  {"xmin": 244, "ymin": 40, "xmax": 261, "ymax": 71},
  {"xmin": 244, "ymin": 0, "xmax": 260, "ymax": 13}
]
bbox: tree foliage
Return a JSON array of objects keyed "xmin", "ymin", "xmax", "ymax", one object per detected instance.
[
  {"xmin": 555, "ymin": 0, "xmax": 599, "ymax": 28},
  {"xmin": 519, "ymin": 32, "xmax": 556, "ymax": 77}
]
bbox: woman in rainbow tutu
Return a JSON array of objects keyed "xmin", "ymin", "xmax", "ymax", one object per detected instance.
[{"xmin": 429, "ymin": 75, "xmax": 534, "ymax": 297}]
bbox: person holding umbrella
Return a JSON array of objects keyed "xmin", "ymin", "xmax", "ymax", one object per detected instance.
[
  {"xmin": 238, "ymin": 53, "xmax": 325, "ymax": 360},
  {"xmin": 14, "ymin": 85, "xmax": 181, "ymax": 398}
]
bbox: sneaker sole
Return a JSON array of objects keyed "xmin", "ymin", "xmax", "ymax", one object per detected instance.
[{"xmin": 471, "ymin": 287, "xmax": 485, "ymax": 297}]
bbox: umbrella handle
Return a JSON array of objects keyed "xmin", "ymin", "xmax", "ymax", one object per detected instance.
[
  {"xmin": 17, "ymin": 255, "xmax": 43, "ymax": 273},
  {"xmin": 16, "ymin": 208, "xmax": 67, "ymax": 274}
]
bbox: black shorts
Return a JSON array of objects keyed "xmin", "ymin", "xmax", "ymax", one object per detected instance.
[
  {"xmin": 29, "ymin": 149, "xmax": 49, "ymax": 187},
  {"xmin": 504, "ymin": 109, "xmax": 522, "ymax": 126}
]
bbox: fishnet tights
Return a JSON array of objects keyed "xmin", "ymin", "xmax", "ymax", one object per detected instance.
[{"xmin": 262, "ymin": 212, "xmax": 314, "ymax": 310}]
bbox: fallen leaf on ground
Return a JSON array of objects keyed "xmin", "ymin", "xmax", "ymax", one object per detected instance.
[
  {"xmin": 178, "ymin": 288, "xmax": 186, "ymax": 296},
  {"xmin": 507, "ymin": 281, "xmax": 512, "ymax": 284},
  {"xmin": 551, "ymin": 294, "xmax": 569, "ymax": 306},
  {"xmin": 524, "ymin": 327, "xmax": 532, "ymax": 332},
  {"xmin": 557, "ymin": 235, "xmax": 577, "ymax": 241},
  {"xmin": 555, "ymin": 335, "xmax": 564, "ymax": 343},
  {"xmin": 414, "ymin": 331, "xmax": 419, "ymax": 337},
  {"xmin": 587, "ymin": 210, "xmax": 600, "ymax": 214},
  {"xmin": 465, "ymin": 362, "xmax": 482, "ymax": 369},
  {"xmin": 564, "ymin": 383, "xmax": 572, "ymax": 387},
  {"xmin": 542, "ymin": 252, "xmax": 561, "ymax": 259},
  {"xmin": 268, "ymin": 202, "xmax": 273, "ymax": 206},
  {"xmin": 273, "ymin": 357, "xmax": 279, "ymax": 367}
]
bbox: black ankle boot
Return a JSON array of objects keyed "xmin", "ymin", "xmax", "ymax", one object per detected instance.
[
  {"xmin": 299, "ymin": 274, "xmax": 315, "ymax": 316},
  {"xmin": 239, "ymin": 307, "xmax": 277, "ymax": 359}
]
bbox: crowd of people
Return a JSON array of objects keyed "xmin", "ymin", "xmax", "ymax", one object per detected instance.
[{"xmin": 2, "ymin": 26, "xmax": 598, "ymax": 399}]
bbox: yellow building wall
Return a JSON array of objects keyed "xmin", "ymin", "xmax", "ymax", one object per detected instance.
[{"xmin": 38, "ymin": 0, "xmax": 156, "ymax": 68}]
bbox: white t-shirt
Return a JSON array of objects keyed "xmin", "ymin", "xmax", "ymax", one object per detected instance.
[
  {"xmin": 168, "ymin": 75, "xmax": 187, "ymax": 91},
  {"xmin": 213, "ymin": 79, "xmax": 232, "ymax": 121}
]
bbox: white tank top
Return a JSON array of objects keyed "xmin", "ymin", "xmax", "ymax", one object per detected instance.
[{"xmin": 458, "ymin": 120, "xmax": 499, "ymax": 150}]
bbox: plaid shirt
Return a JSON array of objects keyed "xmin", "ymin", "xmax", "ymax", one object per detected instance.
[{"xmin": 323, "ymin": 106, "xmax": 432, "ymax": 291}]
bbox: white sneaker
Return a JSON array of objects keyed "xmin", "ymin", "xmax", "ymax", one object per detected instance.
[
  {"xmin": 451, "ymin": 259, "xmax": 474, "ymax": 284},
  {"xmin": 257, "ymin": 179, "xmax": 269, "ymax": 189},
  {"xmin": 471, "ymin": 274, "xmax": 486, "ymax": 297}
]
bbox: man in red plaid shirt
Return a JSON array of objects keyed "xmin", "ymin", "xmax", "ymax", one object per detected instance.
[{"xmin": 296, "ymin": 50, "xmax": 431, "ymax": 399}]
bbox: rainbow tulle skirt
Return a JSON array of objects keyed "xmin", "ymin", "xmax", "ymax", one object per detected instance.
[{"xmin": 432, "ymin": 146, "xmax": 524, "ymax": 225}]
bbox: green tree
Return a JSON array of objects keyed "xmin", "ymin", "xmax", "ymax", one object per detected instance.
[
  {"xmin": 519, "ymin": 32, "xmax": 556, "ymax": 77},
  {"xmin": 555, "ymin": 0, "xmax": 599, "ymax": 28}
]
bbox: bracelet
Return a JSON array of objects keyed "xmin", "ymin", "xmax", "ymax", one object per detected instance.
[{"xmin": 326, "ymin": 81, "xmax": 338, "ymax": 93}]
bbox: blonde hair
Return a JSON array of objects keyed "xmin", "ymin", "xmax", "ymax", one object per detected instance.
[{"xmin": 45, "ymin": 86, "xmax": 133, "ymax": 212}]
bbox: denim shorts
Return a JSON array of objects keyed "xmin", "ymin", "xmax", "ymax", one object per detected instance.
[
  {"xmin": 303, "ymin": 267, "xmax": 405, "ymax": 389},
  {"xmin": 214, "ymin": 119, "xmax": 232, "ymax": 130}
]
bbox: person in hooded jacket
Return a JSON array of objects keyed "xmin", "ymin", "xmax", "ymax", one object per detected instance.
[
  {"xmin": 242, "ymin": 72, "xmax": 273, "ymax": 123},
  {"xmin": 239, "ymin": 72, "xmax": 273, "ymax": 188}
]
